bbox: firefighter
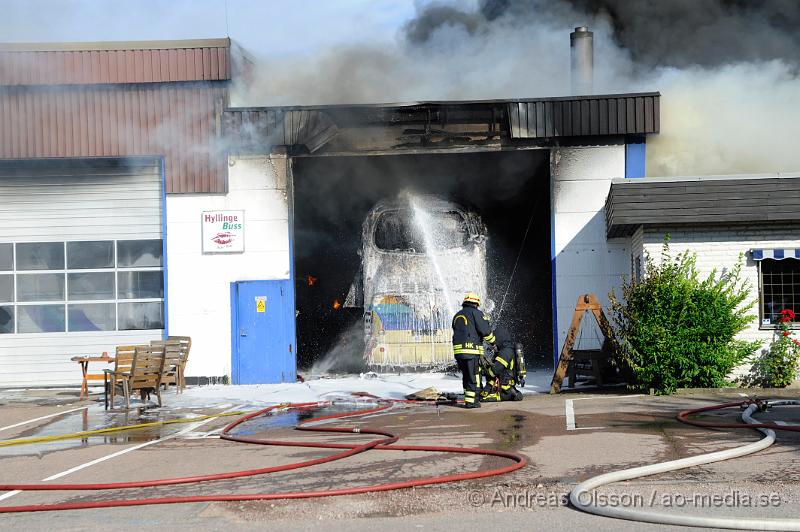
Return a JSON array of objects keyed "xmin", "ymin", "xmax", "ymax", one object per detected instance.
[
  {"xmin": 452, "ymin": 292, "xmax": 496, "ymax": 409},
  {"xmin": 481, "ymin": 324, "xmax": 524, "ymax": 402}
]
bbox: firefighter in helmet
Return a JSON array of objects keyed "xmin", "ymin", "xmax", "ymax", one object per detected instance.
[
  {"xmin": 481, "ymin": 324, "xmax": 524, "ymax": 402},
  {"xmin": 452, "ymin": 292, "xmax": 496, "ymax": 409}
]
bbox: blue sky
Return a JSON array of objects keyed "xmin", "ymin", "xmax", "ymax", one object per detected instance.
[{"xmin": 2, "ymin": 0, "xmax": 427, "ymax": 57}]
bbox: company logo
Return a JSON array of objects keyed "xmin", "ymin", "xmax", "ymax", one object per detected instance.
[{"xmin": 211, "ymin": 232, "xmax": 235, "ymax": 245}]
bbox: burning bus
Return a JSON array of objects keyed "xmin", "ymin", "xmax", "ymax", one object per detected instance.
[{"xmin": 345, "ymin": 194, "xmax": 488, "ymax": 370}]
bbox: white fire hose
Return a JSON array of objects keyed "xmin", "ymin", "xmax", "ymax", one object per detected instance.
[{"xmin": 570, "ymin": 401, "xmax": 800, "ymax": 531}]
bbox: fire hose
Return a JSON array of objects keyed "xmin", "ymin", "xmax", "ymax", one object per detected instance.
[
  {"xmin": 570, "ymin": 399, "xmax": 800, "ymax": 531},
  {"xmin": 0, "ymin": 399, "xmax": 526, "ymax": 513}
]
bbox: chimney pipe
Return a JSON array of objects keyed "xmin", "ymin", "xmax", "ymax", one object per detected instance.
[{"xmin": 570, "ymin": 26, "xmax": 593, "ymax": 95}]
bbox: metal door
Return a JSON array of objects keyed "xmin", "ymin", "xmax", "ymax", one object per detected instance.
[{"xmin": 231, "ymin": 280, "xmax": 296, "ymax": 384}]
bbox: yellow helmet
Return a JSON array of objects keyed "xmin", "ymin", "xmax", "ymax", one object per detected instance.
[{"xmin": 463, "ymin": 292, "xmax": 481, "ymax": 306}]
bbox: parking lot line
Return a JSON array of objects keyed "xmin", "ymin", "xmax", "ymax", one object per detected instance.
[
  {"xmin": 0, "ymin": 404, "xmax": 244, "ymax": 502},
  {"xmin": 0, "ymin": 406, "xmax": 89, "ymax": 433},
  {"xmin": 565, "ymin": 395, "xmax": 645, "ymax": 431}
]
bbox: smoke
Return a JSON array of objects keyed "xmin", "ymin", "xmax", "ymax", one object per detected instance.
[
  {"xmin": 310, "ymin": 321, "xmax": 367, "ymax": 375},
  {"xmin": 235, "ymin": 0, "xmax": 800, "ymax": 176}
]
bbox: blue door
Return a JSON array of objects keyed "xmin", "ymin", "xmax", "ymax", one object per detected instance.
[{"xmin": 231, "ymin": 280, "xmax": 296, "ymax": 384}]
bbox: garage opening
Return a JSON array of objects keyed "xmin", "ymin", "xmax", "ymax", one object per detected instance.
[{"xmin": 293, "ymin": 149, "xmax": 552, "ymax": 373}]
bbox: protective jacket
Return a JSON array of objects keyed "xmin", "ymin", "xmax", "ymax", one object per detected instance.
[
  {"xmin": 452, "ymin": 302, "xmax": 495, "ymax": 355},
  {"xmin": 482, "ymin": 325, "xmax": 523, "ymax": 402},
  {"xmin": 487, "ymin": 325, "xmax": 517, "ymax": 386}
]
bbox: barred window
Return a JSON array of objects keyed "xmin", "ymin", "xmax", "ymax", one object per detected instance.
[{"xmin": 760, "ymin": 258, "xmax": 800, "ymax": 327}]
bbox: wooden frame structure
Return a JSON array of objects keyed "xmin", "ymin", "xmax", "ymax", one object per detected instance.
[{"xmin": 550, "ymin": 293, "xmax": 615, "ymax": 394}]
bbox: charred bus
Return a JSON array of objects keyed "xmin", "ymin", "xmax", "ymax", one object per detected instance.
[{"xmin": 345, "ymin": 195, "xmax": 488, "ymax": 370}]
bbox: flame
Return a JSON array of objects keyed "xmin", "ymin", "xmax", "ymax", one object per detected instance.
[
  {"xmin": 332, "ymin": 299, "xmax": 342, "ymax": 310},
  {"xmin": 306, "ymin": 275, "xmax": 318, "ymax": 286}
]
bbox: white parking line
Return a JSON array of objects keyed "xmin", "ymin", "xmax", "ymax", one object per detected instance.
[
  {"xmin": 0, "ymin": 406, "xmax": 89, "ymax": 433},
  {"xmin": 0, "ymin": 404, "xmax": 244, "ymax": 502},
  {"xmin": 565, "ymin": 395, "xmax": 645, "ymax": 431},
  {"xmin": 565, "ymin": 399, "xmax": 576, "ymax": 430}
]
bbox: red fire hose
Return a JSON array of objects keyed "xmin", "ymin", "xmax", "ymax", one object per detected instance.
[
  {"xmin": 0, "ymin": 400, "xmax": 526, "ymax": 513},
  {"xmin": 677, "ymin": 399, "xmax": 800, "ymax": 432}
]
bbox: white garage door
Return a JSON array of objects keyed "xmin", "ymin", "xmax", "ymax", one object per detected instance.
[{"xmin": 0, "ymin": 158, "xmax": 164, "ymax": 386}]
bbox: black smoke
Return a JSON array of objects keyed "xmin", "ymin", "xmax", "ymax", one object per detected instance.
[{"xmin": 405, "ymin": 0, "xmax": 800, "ymax": 69}]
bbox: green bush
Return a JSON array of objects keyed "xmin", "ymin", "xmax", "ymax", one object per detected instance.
[
  {"xmin": 741, "ymin": 309, "xmax": 800, "ymax": 388},
  {"xmin": 609, "ymin": 240, "xmax": 760, "ymax": 394}
]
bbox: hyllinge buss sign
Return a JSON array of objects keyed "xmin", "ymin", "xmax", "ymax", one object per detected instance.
[{"xmin": 202, "ymin": 210, "xmax": 245, "ymax": 253}]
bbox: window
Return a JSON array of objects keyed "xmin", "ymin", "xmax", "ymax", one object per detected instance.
[
  {"xmin": 0, "ymin": 240, "xmax": 164, "ymax": 334},
  {"xmin": 16, "ymin": 242, "xmax": 64, "ymax": 270},
  {"xmin": 0, "ymin": 243, "xmax": 12, "ymax": 271},
  {"xmin": 374, "ymin": 210, "xmax": 468, "ymax": 252},
  {"xmin": 67, "ymin": 241, "xmax": 114, "ymax": 269},
  {"xmin": 760, "ymin": 258, "xmax": 800, "ymax": 327}
]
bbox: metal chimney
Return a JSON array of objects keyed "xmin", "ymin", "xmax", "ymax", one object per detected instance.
[{"xmin": 570, "ymin": 26, "xmax": 593, "ymax": 95}]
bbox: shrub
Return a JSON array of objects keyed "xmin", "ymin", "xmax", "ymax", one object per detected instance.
[
  {"xmin": 741, "ymin": 309, "xmax": 800, "ymax": 388},
  {"xmin": 609, "ymin": 240, "xmax": 760, "ymax": 394}
]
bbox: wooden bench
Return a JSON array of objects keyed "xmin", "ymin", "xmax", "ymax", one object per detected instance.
[{"xmin": 105, "ymin": 345, "xmax": 175, "ymax": 409}]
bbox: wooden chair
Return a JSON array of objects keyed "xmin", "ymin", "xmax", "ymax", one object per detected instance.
[
  {"xmin": 106, "ymin": 346, "xmax": 136, "ymax": 408},
  {"xmin": 151, "ymin": 336, "xmax": 191, "ymax": 392},
  {"xmin": 106, "ymin": 345, "xmax": 166, "ymax": 409},
  {"xmin": 152, "ymin": 339, "xmax": 183, "ymax": 393}
]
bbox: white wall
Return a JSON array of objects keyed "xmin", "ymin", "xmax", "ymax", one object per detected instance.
[
  {"xmin": 641, "ymin": 226, "xmax": 800, "ymax": 356},
  {"xmin": 166, "ymin": 155, "xmax": 291, "ymax": 377},
  {"xmin": 551, "ymin": 145, "xmax": 627, "ymax": 359}
]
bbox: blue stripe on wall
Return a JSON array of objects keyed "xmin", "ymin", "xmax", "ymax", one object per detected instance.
[
  {"xmin": 160, "ymin": 157, "xmax": 169, "ymax": 338},
  {"xmin": 550, "ymin": 173, "xmax": 558, "ymax": 369}
]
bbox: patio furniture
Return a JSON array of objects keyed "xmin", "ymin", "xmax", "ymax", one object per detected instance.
[
  {"xmin": 150, "ymin": 336, "xmax": 191, "ymax": 392},
  {"xmin": 105, "ymin": 345, "xmax": 167, "ymax": 409},
  {"xmin": 71, "ymin": 352, "xmax": 113, "ymax": 400}
]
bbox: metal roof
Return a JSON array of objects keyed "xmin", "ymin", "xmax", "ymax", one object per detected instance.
[
  {"xmin": 606, "ymin": 174, "xmax": 800, "ymax": 237},
  {"xmin": 508, "ymin": 93, "xmax": 659, "ymax": 138},
  {"xmin": 0, "ymin": 38, "xmax": 231, "ymax": 86},
  {"xmin": 224, "ymin": 92, "xmax": 660, "ymax": 154},
  {"xmin": 0, "ymin": 38, "xmax": 230, "ymax": 52}
]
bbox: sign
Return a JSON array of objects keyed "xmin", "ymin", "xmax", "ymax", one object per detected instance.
[
  {"xmin": 255, "ymin": 296, "xmax": 266, "ymax": 313},
  {"xmin": 202, "ymin": 210, "xmax": 244, "ymax": 253}
]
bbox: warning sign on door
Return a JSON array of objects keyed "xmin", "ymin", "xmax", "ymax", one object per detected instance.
[{"xmin": 255, "ymin": 296, "xmax": 266, "ymax": 313}]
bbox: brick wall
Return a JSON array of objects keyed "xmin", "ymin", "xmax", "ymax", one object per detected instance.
[{"xmin": 641, "ymin": 225, "xmax": 800, "ymax": 374}]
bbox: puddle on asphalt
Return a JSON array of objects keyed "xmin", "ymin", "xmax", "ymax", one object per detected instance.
[
  {"xmin": 0, "ymin": 401, "xmax": 379, "ymax": 457},
  {"xmin": 497, "ymin": 413, "xmax": 527, "ymax": 448}
]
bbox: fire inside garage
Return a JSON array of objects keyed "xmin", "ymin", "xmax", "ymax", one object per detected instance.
[
  {"xmin": 224, "ymin": 94, "xmax": 659, "ymax": 378},
  {"xmin": 293, "ymin": 150, "xmax": 552, "ymax": 372}
]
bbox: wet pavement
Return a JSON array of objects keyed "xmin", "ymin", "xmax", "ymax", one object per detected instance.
[{"xmin": 1, "ymin": 384, "xmax": 799, "ymax": 530}]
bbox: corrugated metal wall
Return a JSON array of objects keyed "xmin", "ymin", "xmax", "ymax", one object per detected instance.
[
  {"xmin": 0, "ymin": 41, "xmax": 230, "ymax": 85},
  {"xmin": 0, "ymin": 83, "xmax": 228, "ymax": 193},
  {"xmin": 508, "ymin": 93, "xmax": 660, "ymax": 138},
  {"xmin": 0, "ymin": 158, "xmax": 163, "ymax": 386}
]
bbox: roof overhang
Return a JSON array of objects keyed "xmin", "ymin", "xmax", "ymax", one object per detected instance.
[
  {"xmin": 223, "ymin": 92, "xmax": 660, "ymax": 156},
  {"xmin": 606, "ymin": 173, "xmax": 800, "ymax": 237}
]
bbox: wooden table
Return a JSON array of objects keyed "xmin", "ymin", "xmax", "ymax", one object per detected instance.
[{"xmin": 71, "ymin": 353, "xmax": 114, "ymax": 400}]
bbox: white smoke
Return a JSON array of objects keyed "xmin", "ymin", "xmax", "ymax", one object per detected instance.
[{"xmin": 232, "ymin": 0, "xmax": 800, "ymax": 177}]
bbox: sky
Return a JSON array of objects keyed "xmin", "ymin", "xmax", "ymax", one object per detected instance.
[
  {"xmin": 4, "ymin": 0, "xmax": 800, "ymax": 176},
  {"xmin": 1, "ymin": 0, "xmax": 421, "ymax": 58}
]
